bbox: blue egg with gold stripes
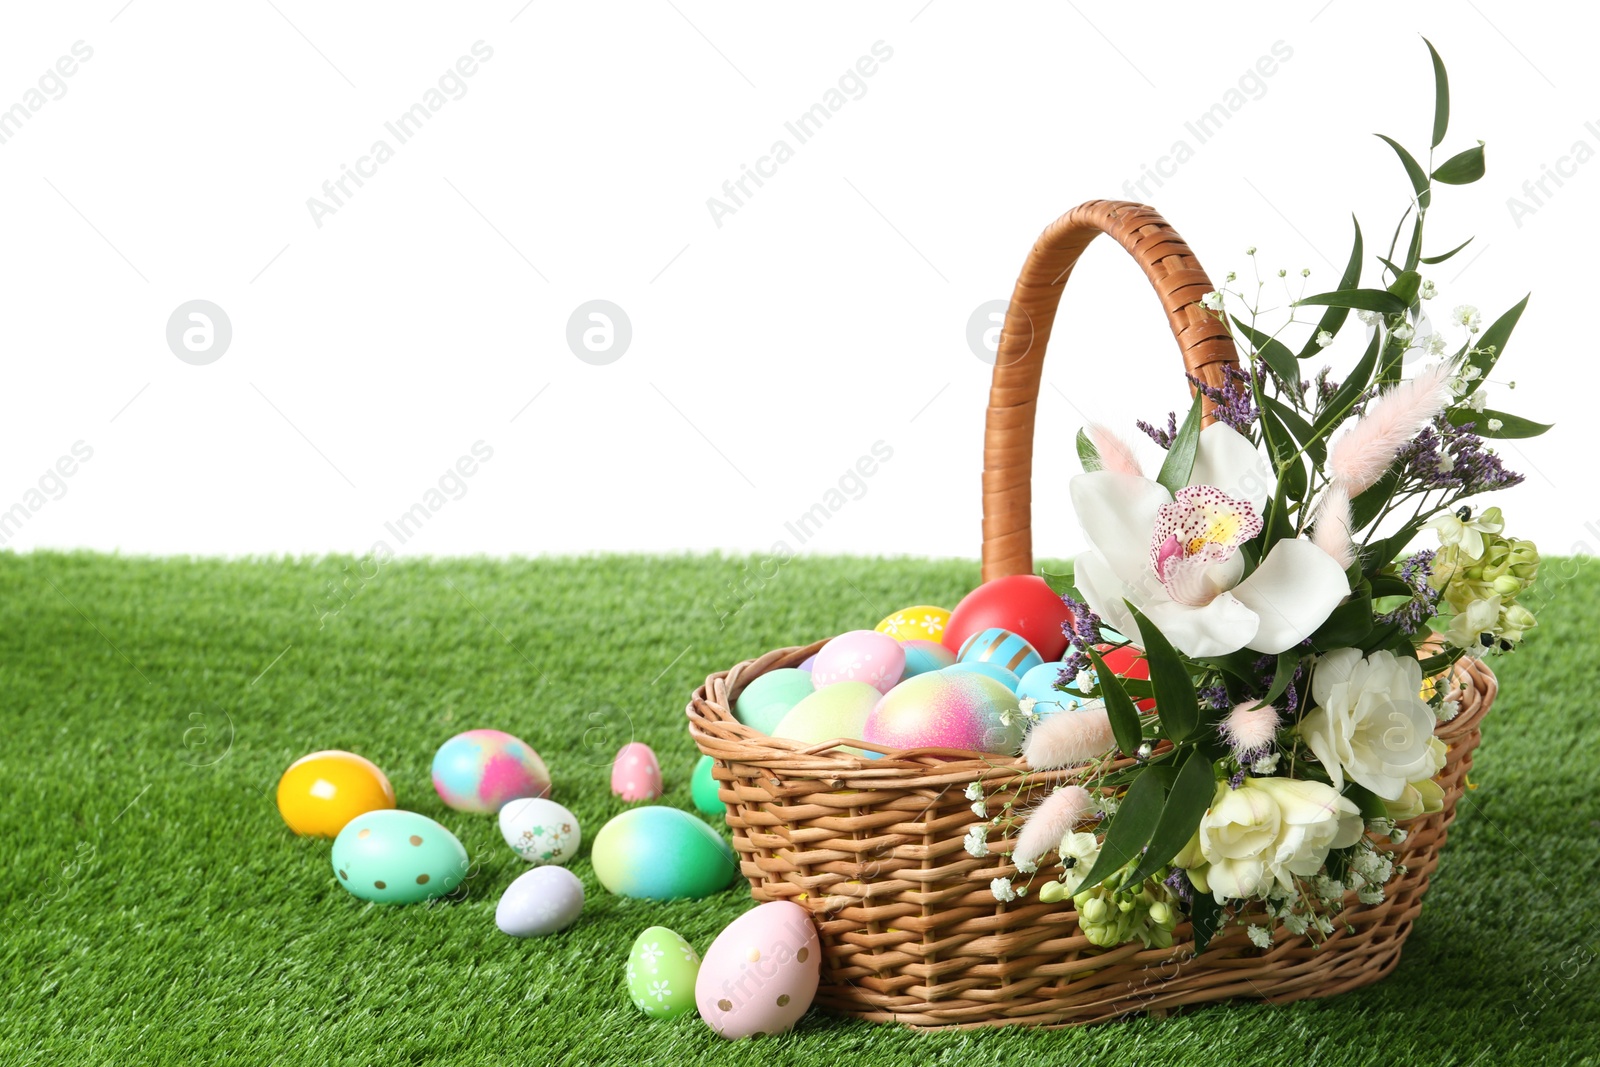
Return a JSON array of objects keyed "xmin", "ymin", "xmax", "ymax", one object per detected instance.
[{"xmin": 957, "ymin": 627, "xmax": 1044, "ymax": 676}]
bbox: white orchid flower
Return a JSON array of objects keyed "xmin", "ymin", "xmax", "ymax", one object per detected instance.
[{"xmin": 1070, "ymin": 423, "xmax": 1351, "ymax": 659}]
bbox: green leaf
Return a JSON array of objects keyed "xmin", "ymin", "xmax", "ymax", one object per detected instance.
[
  {"xmin": 1231, "ymin": 315, "xmax": 1299, "ymax": 393},
  {"xmin": 1128, "ymin": 750, "xmax": 1217, "ymax": 884},
  {"xmin": 1433, "ymin": 141, "xmax": 1486, "ymax": 185},
  {"xmin": 1311, "ymin": 585, "xmax": 1374, "ymax": 649},
  {"xmin": 1348, "ymin": 461, "xmax": 1403, "ymax": 528},
  {"xmin": 1258, "ymin": 403, "xmax": 1308, "ymax": 504},
  {"xmin": 1446, "ymin": 407, "xmax": 1553, "ymax": 439},
  {"xmin": 1375, "ymin": 133, "xmax": 1431, "ymax": 209},
  {"xmin": 1189, "ymin": 891, "xmax": 1225, "ymax": 955},
  {"xmin": 1460, "ymin": 294, "xmax": 1530, "ymax": 397},
  {"xmin": 1295, "ymin": 288, "xmax": 1408, "ymax": 314},
  {"xmin": 1124, "ymin": 603, "xmax": 1200, "ymax": 743},
  {"xmin": 1343, "ymin": 780, "xmax": 1391, "ymax": 821},
  {"xmin": 1297, "ymin": 216, "xmax": 1363, "ymax": 360},
  {"xmin": 1262, "ymin": 651, "xmax": 1298, "ymax": 707},
  {"xmin": 1404, "ymin": 216, "xmax": 1424, "ymax": 272},
  {"xmin": 1425, "ymin": 38, "xmax": 1449, "ymax": 148},
  {"xmin": 1312, "ymin": 331, "xmax": 1381, "ymax": 438},
  {"xmin": 1076, "ymin": 428, "xmax": 1103, "ymax": 473},
  {"xmin": 1375, "ymin": 255, "xmax": 1403, "ymax": 277},
  {"xmin": 1388, "ymin": 269, "xmax": 1422, "ymax": 306},
  {"xmin": 1070, "ymin": 764, "xmax": 1174, "ymax": 894},
  {"xmin": 1156, "ymin": 391, "xmax": 1204, "ymax": 496},
  {"xmin": 1262, "ymin": 397, "xmax": 1326, "ymax": 464},
  {"xmin": 1086, "ymin": 648, "xmax": 1143, "ymax": 758},
  {"xmin": 1364, "ymin": 520, "xmax": 1425, "ymax": 573},
  {"xmin": 1420, "ymin": 235, "xmax": 1473, "ymax": 264}
]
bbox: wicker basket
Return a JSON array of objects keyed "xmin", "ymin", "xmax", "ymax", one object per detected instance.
[{"xmin": 685, "ymin": 201, "xmax": 1498, "ymax": 1029}]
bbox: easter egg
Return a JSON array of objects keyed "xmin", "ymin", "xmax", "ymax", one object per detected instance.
[
  {"xmin": 733, "ymin": 668, "xmax": 816, "ymax": 734},
  {"xmin": 771, "ymin": 681, "xmax": 880, "ymax": 758},
  {"xmin": 1016, "ymin": 662, "xmax": 1088, "ymax": 716},
  {"xmin": 331, "ymin": 809, "xmax": 468, "ymax": 905},
  {"xmin": 900, "ymin": 639, "xmax": 955, "ymax": 679},
  {"xmin": 695, "ymin": 901, "xmax": 821, "ymax": 1040},
  {"xmin": 943, "ymin": 661, "xmax": 1022, "ymax": 691},
  {"xmin": 692, "ymin": 755, "xmax": 726, "ymax": 815},
  {"xmin": 431, "ymin": 729, "xmax": 551, "ymax": 813},
  {"xmin": 958, "ymin": 626, "xmax": 1044, "ymax": 675},
  {"xmin": 496, "ymin": 865, "xmax": 584, "ymax": 937},
  {"xmin": 863, "ymin": 671, "xmax": 1025, "ymax": 754},
  {"xmin": 797, "ymin": 654, "xmax": 816, "ymax": 672},
  {"xmin": 1098, "ymin": 643, "xmax": 1156, "ymax": 711},
  {"xmin": 276, "ymin": 750, "xmax": 395, "ymax": 838},
  {"xmin": 944, "ymin": 575, "xmax": 1073, "ymax": 661},
  {"xmin": 874, "ymin": 605, "xmax": 952, "ymax": 643},
  {"xmin": 810, "ymin": 630, "xmax": 905, "ymax": 694},
  {"xmin": 627, "ymin": 926, "xmax": 702, "ymax": 1020},
  {"xmin": 498, "ymin": 796, "xmax": 581, "ymax": 866},
  {"xmin": 612, "ymin": 742, "xmax": 663, "ymax": 801},
  {"xmin": 591, "ymin": 807, "xmax": 738, "ymax": 900}
]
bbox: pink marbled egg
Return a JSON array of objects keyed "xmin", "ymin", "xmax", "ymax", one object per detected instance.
[
  {"xmin": 611, "ymin": 742, "xmax": 663, "ymax": 801},
  {"xmin": 862, "ymin": 671, "xmax": 1025, "ymax": 754},
  {"xmin": 809, "ymin": 630, "xmax": 905, "ymax": 695}
]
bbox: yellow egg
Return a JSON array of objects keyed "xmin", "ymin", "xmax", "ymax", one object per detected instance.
[{"xmin": 875, "ymin": 605, "xmax": 952, "ymax": 643}]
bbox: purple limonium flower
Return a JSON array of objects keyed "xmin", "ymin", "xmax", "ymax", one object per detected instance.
[
  {"xmin": 1188, "ymin": 365, "xmax": 1258, "ymax": 435},
  {"xmin": 1163, "ymin": 868, "xmax": 1194, "ymax": 904},
  {"xmin": 1199, "ymin": 685, "xmax": 1231, "ymax": 711},
  {"xmin": 1138, "ymin": 411, "xmax": 1178, "ymax": 450},
  {"xmin": 1379, "ymin": 548, "xmax": 1443, "ymax": 635},
  {"xmin": 1398, "ymin": 416, "xmax": 1524, "ymax": 494}
]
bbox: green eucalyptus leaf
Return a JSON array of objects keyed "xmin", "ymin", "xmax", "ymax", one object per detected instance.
[
  {"xmin": 1376, "ymin": 133, "xmax": 1431, "ymax": 209},
  {"xmin": 1262, "ymin": 651, "xmax": 1298, "ymax": 707},
  {"xmin": 1433, "ymin": 141, "xmax": 1486, "ymax": 185},
  {"xmin": 1311, "ymin": 585, "xmax": 1374, "ymax": 649},
  {"xmin": 1313, "ymin": 331, "xmax": 1381, "ymax": 438},
  {"xmin": 1231, "ymin": 316, "xmax": 1299, "ymax": 392},
  {"xmin": 1388, "ymin": 269, "xmax": 1422, "ymax": 306},
  {"xmin": 1404, "ymin": 216, "xmax": 1425, "ymax": 272},
  {"xmin": 1298, "ymin": 216, "xmax": 1363, "ymax": 359},
  {"xmin": 1295, "ymin": 289, "xmax": 1408, "ymax": 314},
  {"xmin": 1124, "ymin": 603, "xmax": 1200, "ymax": 743},
  {"xmin": 1369, "ymin": 574, "xmax": 1414, "ymax": 599},
  {"xmin": 1077, "ymin": 428, "xmax": 1104, "ymax": 472},
  {"xmin": 1262, "ymin": 397, "xmax": 1326, "ymax": 464},
  {"xmin": 1425, "ymin": 38, "xmax": 1449, "ymax": 148},
  {"xmin": 1156, "ymin": 391, "xmax": 1204, "ymax": 496},
  {"xmin": 1128, "ymin": 750, "xmax": 1217, "ymax": 884},
  {"xmin": 1420, "ymin": 236, "xmax": 1473, "ymax": 264},
  {"xmin": 1460, "ymin": 294, "xmax": 1530, "ymax": 397},
  {"xmin": 1086, "ymin": 648, "xmax": 1144, "ymax": 757},
  {"xmin": 1447, "ymin": 407, "xmax": 1553, "ymax": 439},
  {"xmin": 1070, "ymin": 763, "xmax": 1174, "ymax": 894}
]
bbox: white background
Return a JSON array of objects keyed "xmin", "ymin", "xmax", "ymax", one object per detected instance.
[{"xmin": 2, "ymin": 1, "xmax": 1594, "ymax": 564}]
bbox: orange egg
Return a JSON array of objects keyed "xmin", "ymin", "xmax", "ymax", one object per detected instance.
[{"xmin": 276, "ymin": 750, "xmax": 396, "ymax": 837}]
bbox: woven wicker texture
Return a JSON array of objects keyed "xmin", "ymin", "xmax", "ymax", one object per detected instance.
[{"xmin": 685, "ymin": 202, "xmax": 1496, "ymax": 1029}]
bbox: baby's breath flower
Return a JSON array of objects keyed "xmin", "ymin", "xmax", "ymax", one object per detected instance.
[
  {"xmin": 1282, "ymin": 911, "xmax": 1310, "ymax": 936},
  {"xmin": 971, "ymin": 800, "xmax": 987, "ymax": 817},
  {"xmin": 1017, "ymin": 696, "xmax": 1039, "ymax": 721},
  {"xmin": 1452, "ymin": 304, "xmax": 1482, "ymax": 332},
  {"xmin": 1225, "ymin": 271, "xmax": 1237, "ymax": 283},
  {"xmin": 1074, "ymin": 669, "xmax": 1094, "ymax": 692},
  {"xmin": 1277, "ymin": 268, "xmax": 1287, "ymax": 278},
  {"xmin": 1487, "ymin": 417, "xmax": 1504, "ymax": 431},
  {"xmin": 1393, "ymin": 323, "xmax": 1416, "ymax": 343},
  {"xmin": 1420, "ymin": 279, "xmax": 1437, "ymax": 300},
  {"xmin": 1015, "ymin": 855, "xmax": 1038, "ymax": 874},
  {"xmin": 1427, "ymin": 332, "xmax": 1448, "ymax": 355},
  {"xmin": 1316, "ymin": 330, "xmax": 1334, "ymax": 349},
  {"xmin": 1357, "ymin": 309, "xmax": 1381, "ymax": 326},
  {"xmin": 1436, "ymin": 451, "xmax": 1456, "ymax": 474},
  {"xmin": 990, "ymin": 876, "xmax": 1017, "ymax": 902},
  {"xmin": 1301, "ymin": 267, "xmax": 1311, "ymax": 277},
  {"xmin": 1200, "ymin": 291, "xmax": 1225, "ymax": 311},
  {"xmin": 1246, "ymin": 245, "xmax": 1257, "ymax": 255},
  {"xmin": 1247, "ymin": 924, "xmax": 1273, "ymax": 949},
  {"xmin": 964, "ymin": 826, "xmax": 990, "ymax": 858},
  {"xmin": 964, "ymin": 781, "xmax": 984, "ymax": 802}
]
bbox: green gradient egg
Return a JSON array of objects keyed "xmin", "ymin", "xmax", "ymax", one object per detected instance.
[
  {"xmin": 591, "ymin": 806, "xmax": 737, "ymax": 900},
  {"xmin": 626, "ymin": 925, "xmax": 701, "ymax": 1020},
  {"xmin": 331, "ymin": 809, "xmax": 468, "ymax": 905},
  {"xmin": 691, "ymin": 755, "xmax": 726, "ymax": 816},
  {"xmin": 732, "ymin": 668, "xmax": 815, "ymax": 734}
]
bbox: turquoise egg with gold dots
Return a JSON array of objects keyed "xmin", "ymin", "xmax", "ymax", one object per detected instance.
[{"xmin": 331, "ymin": 809, "xmax": 469, "ymax": 904}]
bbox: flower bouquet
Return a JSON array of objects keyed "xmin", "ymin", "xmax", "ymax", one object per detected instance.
[{"xmin": 1001, "ymin": 38, "xmax": 1547, "ymax": 955}]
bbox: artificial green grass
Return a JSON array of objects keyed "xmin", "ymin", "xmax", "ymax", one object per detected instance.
[{"xmin": 2, "ymin": 550, "xmax": 1597, "ymax": 1066}]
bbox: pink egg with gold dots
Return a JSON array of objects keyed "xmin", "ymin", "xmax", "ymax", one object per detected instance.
[
  {"xmin": 432, "ymin": 729, "xmax": 551, "ymax": 813},
  {"xmin": 810, "ymin": 630, "xmax": 905, "ymax": 695},
  {"xmin": 862, "ymin": 671, "xmax": 1025, "ymax": 754},
  {"xmin": 611, "ymin": 742, "xmax": 664, "ymax": 801}
]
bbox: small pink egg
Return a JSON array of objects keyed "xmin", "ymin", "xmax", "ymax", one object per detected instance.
[
  {"xmin": 810, "ymin": 630, "xmax": 905, "ymax": 695},
  {"xmin": 695, "ymin": 901, "xmax": 821, "ymax": 1040},
  {"xmin": 610, "ymin": 742, "xmax": 663, "ymax": 801}
]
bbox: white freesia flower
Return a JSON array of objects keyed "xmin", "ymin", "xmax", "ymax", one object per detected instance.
[
  {"xmin": 1193, "ymin": 777, "xmax": 1363, "ymax": 902},
  {"xmin": 1425, "ymin": 505, "xmax": 1504, "ymax": 559},
  {"xmin": 1299, "ymin": 648, "xmax": 1438, "ymax": 800},
  {"xmin": 1441, "ymin": 594, "xmax": 1502, "ymax": 656},
  {"xmin": 1069, "ymin": 423, "xmax": 1351, "ymax": 658}
]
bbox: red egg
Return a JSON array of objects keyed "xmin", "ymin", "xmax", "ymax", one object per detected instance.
[
  {"xmin": 943, "ymin": 575, "xmax": 1073, "ymax": 661},
  {"xmin": 1096, "ymin": 643, "xmax": 1156, "ymax": 712}
]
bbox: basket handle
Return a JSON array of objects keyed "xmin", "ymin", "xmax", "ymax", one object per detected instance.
[{"xmin": 980, "ymin": 200, "xmax": 1239, "ymax": 582}]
